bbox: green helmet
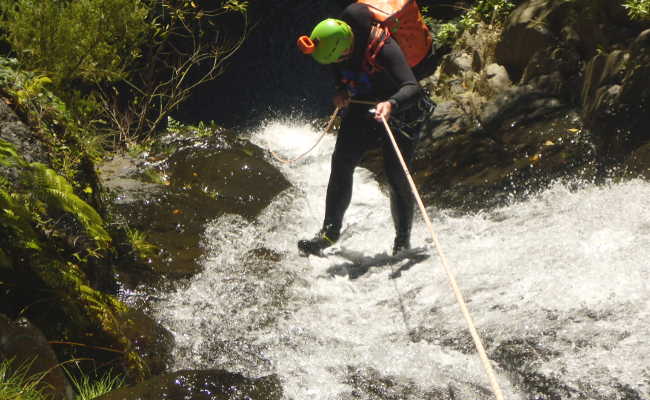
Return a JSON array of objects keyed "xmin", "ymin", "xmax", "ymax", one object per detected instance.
[{"xmin": 304, "ymin": 19, "xmax": 354, "ymax": 64}]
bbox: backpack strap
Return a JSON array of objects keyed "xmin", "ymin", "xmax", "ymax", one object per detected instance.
[{"xmin": 363, "ymin": 23, "xmax": 391, "ymax": 74}]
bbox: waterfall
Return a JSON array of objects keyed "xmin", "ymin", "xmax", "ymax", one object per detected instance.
[{"xmin": 153, "ymin": 118, "xmax": 650, "ymax": 399}]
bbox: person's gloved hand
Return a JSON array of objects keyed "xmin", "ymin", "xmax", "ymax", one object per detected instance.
[
  {"xmin": 374, "ymin": 100, "xmax": 393, "ymax": 122},
  {"xmin": 333, "ymin": 90, "xmax": 350, "ymax": 109}
]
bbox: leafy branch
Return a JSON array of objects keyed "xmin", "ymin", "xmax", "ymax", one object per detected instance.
[{"xmin": 99, "ymin": 0, "xmax": 249, "ymax": 142}]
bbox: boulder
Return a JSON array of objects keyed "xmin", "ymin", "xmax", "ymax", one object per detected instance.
[
  {"xmin": 0, "ymin": 314, "xmax": 74, "ymax": 400},
  {"xmin": 582, "ymin": 29, "xmax": 650, "ymax": 161},
  {"xmin": 96, "ymin": 369, "xmax": 283, "ymax": 400}
]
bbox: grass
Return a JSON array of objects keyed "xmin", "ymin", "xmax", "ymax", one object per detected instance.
[
  {"xmin": 0, "ymin": 358, "xmax": 48, "ymax": 400},
  {"xmin": 0, "ymin": 358, "xmax": 125, "ymax": 400},
  {"xmin": 65, "ymin": 365, "xmax": 125, "ymax": 400}
]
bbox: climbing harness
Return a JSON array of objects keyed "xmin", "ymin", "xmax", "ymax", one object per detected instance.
[
  {"xmin": 378, "ymin": 113, "xmax": 506, "ymax": 400},
  {"xmin": 270, "ymin": 91, "xmax": 433, "ymax": 164},
  {"xmin": 389, "ymin": 90, "xmax": 436, "ymax": 139},
  {"xmin": 270, "ymin": 106, "xmax": 341, "ymax": 165}
]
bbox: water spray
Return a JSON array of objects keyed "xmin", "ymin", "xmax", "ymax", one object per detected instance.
[{"xmin": 376, "ymin": 110, "xmax": 506, "ymax": 400}]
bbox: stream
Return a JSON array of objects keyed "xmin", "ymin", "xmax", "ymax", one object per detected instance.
[{"xmin": 145, "ymin": 118, "xmax": 650, "ymax": 399}]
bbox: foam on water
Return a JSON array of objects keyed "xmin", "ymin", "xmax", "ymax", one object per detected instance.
[{"xmin": 153, "ymin": 119, "xmax": 650, "ymax": 399}]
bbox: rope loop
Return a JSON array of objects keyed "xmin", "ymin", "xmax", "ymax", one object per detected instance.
[{"xmin": 270, "ymin": 106, "xmax": 341, "ymax": 165}]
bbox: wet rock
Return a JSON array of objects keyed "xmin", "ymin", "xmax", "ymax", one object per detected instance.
[
  {"xmin": 489, "ymin": 0, "xmax": 649, "ymax": 168},
  {"xmin": 484, "ymin": 63, "xmax": 512, "ymax": 94},
  {"xmin": 95, "ymin": 369, "xmax": 283, "ymax": 400},
  {"xmin": 495, "ymin": 0, "xmax": 558, "ymax": 83},
  {"xmin": 623, "ymin": 142, "xmax": 650, "ymax": 179},
  {"xmin": 413, "ymin": 110, "xmax": 597, "ymax": 211},
  {"xmin": 0, "ymin": 101, "xmax": 48, "ymax": 180},
  {"xmin": 582, "ymin": 29, "xmax": 650, "ymax": 162},
  {"xmin": 492, "ymin": 338, "xmax": 576, "ymax": 398},
  {"xmin": 117, "ymin": 310, "xmax": 174, "ymax": 377},
  {"xmin": 342, "ymin": 365, "xmax": 492, "ymax": 399},
  {"xmin": 522, "ymin": 45, "xmax": 583, "ymax": 99},
  {"xmin": 101, "ymin": 131, "xmax": 290, "ymax": 283},
  {"xmin": 99, "ymin": 155, "xmax": 165, "ymax": 204},
  {"xmin": 439, "ymin": 52, "xmax": 473, "ymax": 77},
  {"xmin": 478, "ymin": 85, "xmax": 566, "ymax": 133},
  {"xmin": 0, "ymin": 314, "xmax": 74, "ymax": 400}
]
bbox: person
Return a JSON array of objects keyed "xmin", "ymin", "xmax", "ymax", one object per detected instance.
[{"xmin": 296, "ymin": 1, "xmax": 435, "ymax": 256}]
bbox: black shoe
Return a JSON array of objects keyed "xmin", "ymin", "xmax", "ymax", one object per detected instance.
[
  {"xmin": 298, "ymin": 231, "xmax": 338, "ymax": 256},
  {"xmin": 392, "ymin": 237, "xmax": 411, "ymax": 256}
]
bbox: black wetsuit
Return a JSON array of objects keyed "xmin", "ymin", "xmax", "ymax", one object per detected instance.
[{"xmin": 320, "ymin": 3, "xmax": 432, "ymax": 250}]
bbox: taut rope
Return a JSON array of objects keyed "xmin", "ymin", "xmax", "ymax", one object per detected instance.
[{"xmin": 379, "ymin": 114, "xmax": 506, "ymax": 400}]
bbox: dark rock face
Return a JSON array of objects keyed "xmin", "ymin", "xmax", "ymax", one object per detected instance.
[
  {"xmin": 409, "ymin": 0, "xmax": 649, "ymax": 210},
  {"xmin": 582, "ymin": 29, "xmax": 650, "ymax": 164},
  {"xmin": 0, "ymin": 101, "xmax": 48, "ymax": 179},
  {"xmin": 413, "ymin": 109, "xmax": 596, "ymax": 211},
  {"xmin": 0, "ymin": 314, "xmax": 74, "ymax": 400},
  {"xmin": 95, "ymin": 369, "xmax": 283, "ymax": 400},
  {"xmin": 493, "ymin": 0, "xmax": 650, "ymax": 169},
  {"xmin": 117, "ymin": 310, "xmax": 175, "ymax": 377}
]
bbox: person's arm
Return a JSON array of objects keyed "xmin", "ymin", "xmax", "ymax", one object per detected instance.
[
  {"xmin": 374, "ymin": 38, "xmax": 420, "ymax": 121},
  {"xmin": 330, "ymin": 66, "xmax": 351, "ymax": 108}
]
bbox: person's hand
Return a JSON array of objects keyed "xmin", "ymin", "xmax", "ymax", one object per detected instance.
[
  {"xmin": 333, "ymin": 90, "xmax": 350, "ymax": 109},
  {"xmin": 374, "ymin": 101, "xmax": 393, "ymax": 122}
]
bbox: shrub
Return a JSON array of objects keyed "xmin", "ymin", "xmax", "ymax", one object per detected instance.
[
  {"xmin": 0, "ymin": 0, "xmax": 149, "ymax": 86},
  {"xmin": 623, "ymin": 0, "xmax": 650, "ymax": 20},
  {"xmin": 433, "ymin": 0, "xmax": 515, "ymax": 45}
]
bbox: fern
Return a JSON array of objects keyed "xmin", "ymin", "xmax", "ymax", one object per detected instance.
[
  {"xmin": 0, "ymin": 139, "xmax": 27, "ymax": 168},
  {"xmin": 1, "ymin": 139, "xmax": 110, "ymax": 248},
  {"xmin": 1, "ymin": 189, "xmax": 42, "ymax": 252},
  {"xmin": 27, "ymin": 163, "xmax": 111, "ymax": 246}
]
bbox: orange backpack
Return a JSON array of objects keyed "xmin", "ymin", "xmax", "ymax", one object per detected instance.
[{"xmin": 357, "ymin": 0, "xmax": 432, "ymax": 73}]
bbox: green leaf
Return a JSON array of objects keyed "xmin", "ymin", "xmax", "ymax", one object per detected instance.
[
  {"xmin": 0, "ymin": 249, "xmax": 11, "ymax": 269},
  {"xmin": 27, "ymin": 162, "xmax": 111, "ymax": 247}
]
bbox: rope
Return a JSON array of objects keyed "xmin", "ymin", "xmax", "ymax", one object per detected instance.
[
  {"xmin": 350, "ymin": 99, "xmax": 379, "ymax": 105},
  {"xmin": 379, "ymin": 115, "xmax": 506, "ymax": 400},
  {"xmin": 270, "ymin": 106, "xmax": 341, "ymax": 164}
]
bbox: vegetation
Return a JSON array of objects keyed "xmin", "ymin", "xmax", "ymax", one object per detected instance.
[
  {"xmin": 65, "ymin": 365, "xmax": 125, "ymax": 400},
  {"xmin": 0, "ymin": 358, "xmax": 48, "ymax": 400},
  {"xmin": 0, "ymin": 0, "xmax": 249, "ymax": 145},
  {"xmin": 431, "ymin": 0, "xmax": 515, "ymax": 46},
  {"xmin": 624, "ymin": 0, "xmax": 650, "ymax": 20},
  {"xmin": 0, "ymin": 358, "xmax": 125, "ymax": 400},
  {"xmin": 430, "ymin": 0, "xmax": 649, "ymax": 46},
  {"xmin": 0, "ymin": 139, "xmax": 107, "ymax": 256},
  {"xmin": 0, "ymin": 0, "xmax": 249, "ymax": 389},
  {"xmin": 1, "ymin": 138, "xmax": 148, "ymax": 379},
  {"xmin": 106, "ymin": 0, "xmax": 248, "ymax": 142},
  {"xmin": 0, "ymin": 0, "xmax": 149, "ymax": 86}
]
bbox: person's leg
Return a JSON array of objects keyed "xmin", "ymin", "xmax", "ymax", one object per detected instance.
[
  {"xmin": 383, "ymin": 123, "xmax": 420, "ymax": 255},
  {"xmin": 298, "ymin": 105, "xmax": 373, "ymax": 255}
]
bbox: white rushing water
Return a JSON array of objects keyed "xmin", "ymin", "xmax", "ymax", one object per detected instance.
[{"xmin": 154, "ymin": 119, "xmax": 650, "ymax": 399}]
